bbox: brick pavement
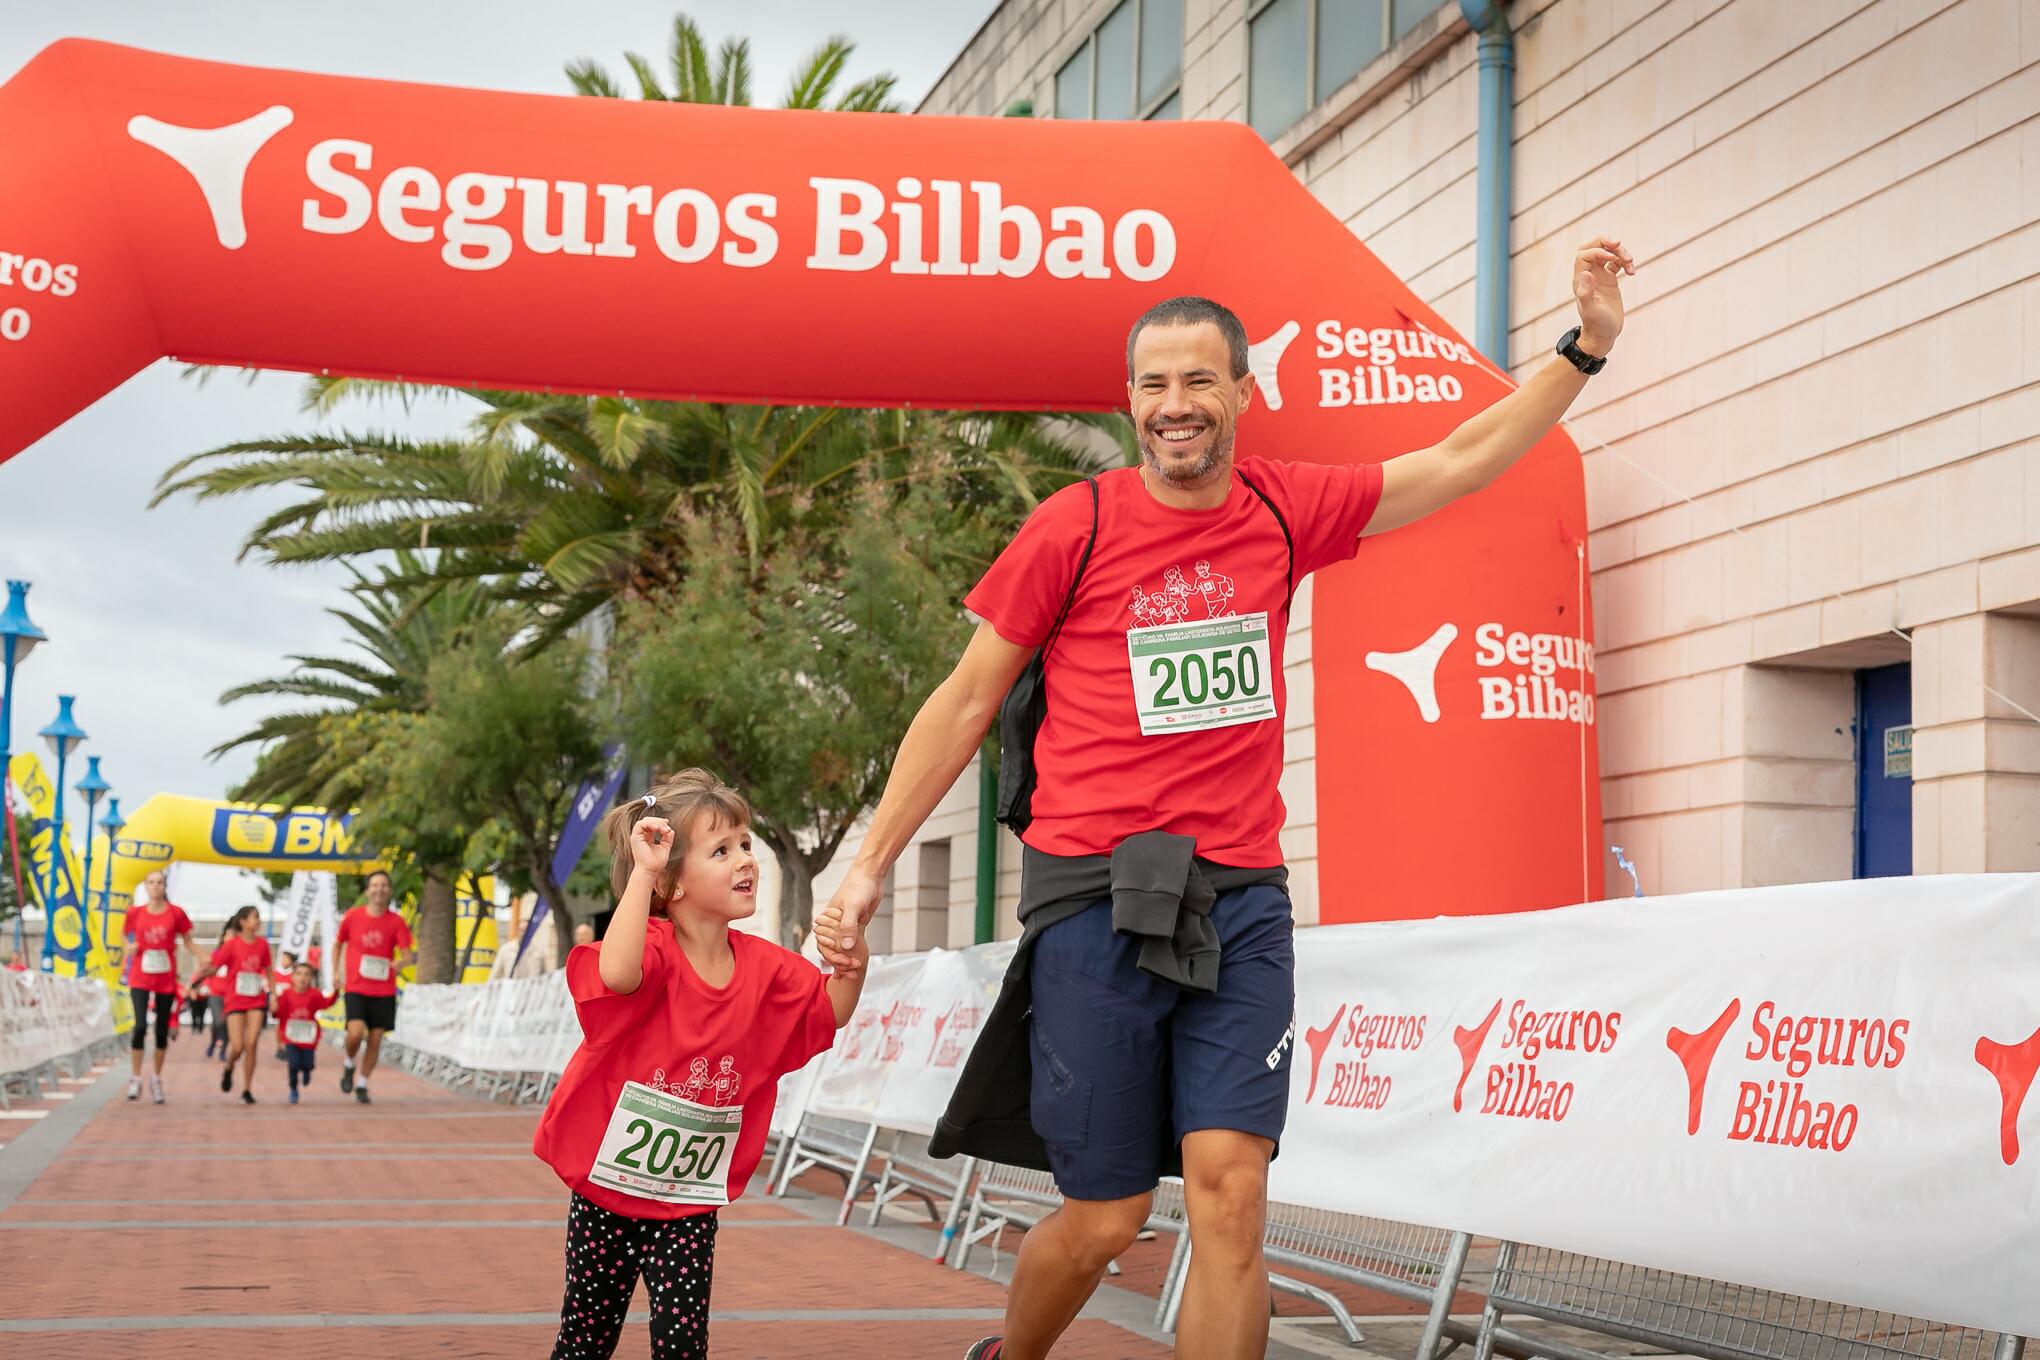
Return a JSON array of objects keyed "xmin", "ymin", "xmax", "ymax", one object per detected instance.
[{"xmin": 0, "ymin": 1033, "xmax": 1175, "ymax": 1358}]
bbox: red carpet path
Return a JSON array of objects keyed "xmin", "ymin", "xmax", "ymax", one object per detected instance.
[{"xmin": 0, "ymin": 1035, "xmax": 1186, "ymax": 1359}]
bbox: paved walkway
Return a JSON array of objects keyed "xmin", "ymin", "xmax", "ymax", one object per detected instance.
[
  {"xmin": 0, "ymin": 1035, "xmax": 1189, "ymax": 1358},
  {"xmin": 0, "ymin": 1033, "xmax": 1496, "ymax": 1358}
]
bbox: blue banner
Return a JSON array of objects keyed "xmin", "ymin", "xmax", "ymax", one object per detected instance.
[{"xmin": 515, "ymin": 744, "xmax": 628, "ymax": 969}]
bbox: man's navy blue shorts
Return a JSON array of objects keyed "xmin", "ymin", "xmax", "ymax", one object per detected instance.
[{"xmin": 1027, "ymin": 882, "xmax": 1295, "ymax": 1202}]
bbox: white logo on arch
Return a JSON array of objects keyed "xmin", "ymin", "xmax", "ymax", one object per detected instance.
[
  {"xmin": 1246, "ymin": 320, "xmax": 1300, "ymax": 410},
  {"xmin": 127, "ymin": 105, "xmax": 294, "ymax": 249},
  {"xmin": 1366, "ymin": 623, "xmax": 1457, "ymax": 724}
]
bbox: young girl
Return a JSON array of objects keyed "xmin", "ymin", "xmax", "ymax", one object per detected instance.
[
  {"xmin": 123, "ymin": 869, "xmax": 206, "ymax": 1104},
  {"xmin": 196, "ymin": 907, "xmax": 273, "ymax": 1104},
  {"xmin": 532, "ymin": 769, "xmax": 867, "ymax": 1360},
  {"xmin": 272, "ymin": 961, "xmax": 337, "ymax": 1105}
]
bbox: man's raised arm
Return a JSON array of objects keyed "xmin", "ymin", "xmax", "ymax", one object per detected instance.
[{"xmin": 814, "ymin": 621, "xmax": 1033, "ymax": 964}]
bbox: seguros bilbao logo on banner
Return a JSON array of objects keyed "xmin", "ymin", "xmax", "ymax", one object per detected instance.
[
  {"xmin": 929, "ymin": 1000, "xmax": 985, "ymax": 1070},
  {"xmin": 1665, "ymin": 999, "xmax": 1914, "ymax": 1154},
  {"xmin": 1363, "ymin": 622, "xmax": 1595, "ymax": 728},
  {"xmin": 1300, "ymin": 1001, "xmax": 1428, "ymax": 1112},
  {"xmin": 1452, "ymin": 996, "xmax": 1623, "ymax": 1123},
  {"xmin": 125, "ymin": 106, "xmax": 1178, "ymax": 282},
  {"xmin": 1244, "ymin": 319, "xmax": 1477, "ymax": 413}
]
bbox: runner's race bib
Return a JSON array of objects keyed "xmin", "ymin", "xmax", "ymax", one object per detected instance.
[
  {"xmin": 1128, "ymin": 611, "xmax": 1277, "ymax": 735},
  {"xmin": 284, "ymin": 1018, "xmax": 320, "ymax": 1045},
  {"xmin": 358, "ymin": 954, "xmax": 392, "ymax": 982},
  {"xmin": 140, "ymin": 948, "xmax": 171, "ymax": 974},
  {"xmin": 234, "ymin": 970, "xmax": 266, "ymax": 997},
  {"xmin": 589, "ymin": 1080, "xmax": 743, "ymax": 1207}
]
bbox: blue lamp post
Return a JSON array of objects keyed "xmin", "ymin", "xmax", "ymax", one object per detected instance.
[
  {"xmin": 97, "ymin": 796, "xmax": 125, "ymax": 967},
  {"xmin": 0, "ymin": 581, "xmax": 46, "ymax": 957},
  {"xmin": 36, "ymin": 696, "xmax": 86, "ymax": 969},
  {"xmin": 74, "ymin": 757, "xmax": 109, "ymax": 957}
]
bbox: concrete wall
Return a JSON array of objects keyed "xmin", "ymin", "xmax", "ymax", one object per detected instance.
[{"xmin": 865, "ymin": 0, "xmax": 2040, "ymax": 937}]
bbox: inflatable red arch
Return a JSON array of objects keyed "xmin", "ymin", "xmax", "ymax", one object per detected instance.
[{"xmin": 0, "ymin": 40, "xmax": 1602, "ymax": 921}]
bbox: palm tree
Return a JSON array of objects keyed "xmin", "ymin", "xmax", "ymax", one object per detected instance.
[
  {"xmin": 155, "ymin": 384, "xmax": 1117, "ymax": 647},
  {"xmin": 566, "ymin": 14, "xmax": 901, "ymax": 112},
  {"xmin": 219, "ymin": 553, "xmax": 512, "ymax": 981}
]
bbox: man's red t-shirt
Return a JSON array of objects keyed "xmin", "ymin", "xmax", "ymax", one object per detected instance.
[
  {"xmin": 208, "ymin": 936, "xmax": 275, "ymax": 1013},
  {"xmin": 964, "ymin": 456, "xmax": 1382, "ymax": 866},
  {"xmin": 532, "ymin": 919, "xmax": 837, "ymax": 1220},
  {"xmin": 123, "ymin": 904, "xmax": 193, "ymax": 994},
  {"xmin": 273, "ymin": 987, "xmax": 338, "ymax": 1048},
  {"xmin": 336, "ymin": 906, "xmax": 413, "ymax": 997}
]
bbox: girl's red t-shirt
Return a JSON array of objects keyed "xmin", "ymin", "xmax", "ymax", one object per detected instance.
[
  {"xmin": 123, "ymin": 904, "xmax": 192, "ymax": 993},
  {"xmin": 532, "ymin": 919, "xmax": 837, "ymax": 1220},
  {"xmin": 208, "ymin": 936, "xmax": 275, "ymax": 1012}
]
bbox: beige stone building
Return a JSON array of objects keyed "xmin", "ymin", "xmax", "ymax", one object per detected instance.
[{"xmin": 816, "ymin": 0, "xmax": 2040, "ymax": 949}]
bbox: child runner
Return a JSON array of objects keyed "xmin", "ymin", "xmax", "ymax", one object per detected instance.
[
  {"xmin": 198, "ymin": 906, "xmax": 273, "ymax": 1104},
  {"xmin": 532, "ymin": 770, "xmax": 868, "ymax": 1360},
  {"xmin": 272, "ymin": 950, "xmax": 298, "ymax": 1059},
  {"xmin": 273, "ymin": 961, "xmax": 336, "ymax": 1105},
  {"xmin": 123, "ymin": 869, "xmax": 206, "ymax": 1104}
]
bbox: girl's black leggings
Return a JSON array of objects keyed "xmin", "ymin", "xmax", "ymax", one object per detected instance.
[
  {"xmin": 549, "ymin": 1191, "xmax": 717, "ymax": 1359},
  {"xmin": 128, "ymin": 988, "xmax": 174, "ymax": 1050}
]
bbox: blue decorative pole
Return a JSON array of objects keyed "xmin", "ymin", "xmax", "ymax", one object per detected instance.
[
  {"xmin": 37, "ymin": 696, "xmax": 86, "ymax": 970},
  {"xmin": 74, "ymin": 757, "xmax": 109, "ymax": 959},
  {"xmin": 97, "ymin": 796, "xmax": 125, "ymax": 967},
  {"xmin": 0, "ymin": 581, "xmax": 47, "ymax": 959}
]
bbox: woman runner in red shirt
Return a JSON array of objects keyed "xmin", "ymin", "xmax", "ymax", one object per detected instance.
[
  {"xmin": 532, "ymin": 769, "xmax": 868, "ymax": 1360},
  {"xmin": 198, "ymin": 906, "xmax": 273, "ymax": 1104},
  {"xmin": 123, "ymin": 868, "xmax": 206, "ymax": 1103}
]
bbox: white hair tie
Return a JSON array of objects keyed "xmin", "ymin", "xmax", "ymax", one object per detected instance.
[{"xmin": 640, "ymin": 793, "xmax": 657, "ymax": 810}]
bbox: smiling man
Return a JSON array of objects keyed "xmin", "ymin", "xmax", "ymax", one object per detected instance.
[{"xmin": 817, "ymin": 238, "xmax": 1636, "ymax": 1360}]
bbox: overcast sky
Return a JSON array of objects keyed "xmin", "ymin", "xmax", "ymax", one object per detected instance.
[{"xmin": 0, "ymin": 2, "xmax": 999, "ymax": 898}]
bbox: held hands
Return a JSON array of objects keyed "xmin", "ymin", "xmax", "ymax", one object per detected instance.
[
  {"xmin": 813, "ymin": 868, "xmax": 882, "ymax": 970},
  {"xmin": 1573, "ymin": 236, "xmax": 1638, "ymax": 355},
  {"xmin": 631, "ymin": 816, "xmax": 675, "ymax": 876}
]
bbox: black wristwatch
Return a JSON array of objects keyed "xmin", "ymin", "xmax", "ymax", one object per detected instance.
[{"xmin": 1557, "ymin": 325, "xmax": 1607, "ymax": 375}]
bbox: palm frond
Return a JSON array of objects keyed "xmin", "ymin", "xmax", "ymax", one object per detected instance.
[
  {"xmin": 783, "ymin": 38, "xmax": 853, "ymax": 109},
  {"xmin": 564, "ymin": 58, "xmax": 622, "ymax": 99},
  {"xmin": 713, "ymin": 38, "xmax": 752, "ymax": 106},
  {"xmin": 670, "ymin": 16, "xmax": 715, "ymax": 102},
  {"xmin": 833, "ymin": 74, "xmax": 902, "ymax": 113},
  {"xmin": 623, "ymin": 50, "xmax": 669, "ymax": 102}
]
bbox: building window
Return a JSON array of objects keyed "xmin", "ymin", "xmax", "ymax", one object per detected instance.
[
  {"xmin": 1054, "ymin": 0, "xmax": 1184, "ymax": 121},
  {"xmin": 1248, "ymin": 0, "xmax": 1448, "ymax": 141}
]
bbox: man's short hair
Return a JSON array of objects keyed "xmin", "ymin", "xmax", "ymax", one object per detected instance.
[
  {"xmin": 1126, "ymin": 296, "xmax": 1250, "ymax": 381},
  {"xmin": 364, "ymin": 869, "xmax": 392, "ymax": 888}
]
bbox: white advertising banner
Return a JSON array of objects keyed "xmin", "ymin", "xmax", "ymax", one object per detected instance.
[
  {"xmin": 0, "ymin": 971, "xmax": 114, "ymax": 1073},
  {"xmin": 279, "ymin": 871, "xmax": 336, "ymax": 974},
  {"xmin": 803, "ymin": 953, "xmax": 927, "ymax": 1122},
  {"xmin": 873, "ymin": 942, "xmax": 1014, "ymax": 1136},
  {"xmin": 1269, "ymin": 873, "xmax": 2040, "ymax": 1335}
]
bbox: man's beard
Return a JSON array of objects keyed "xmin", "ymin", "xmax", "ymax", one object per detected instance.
[{"xmin": 1137, "ymin": 420, "xmax": 1234, "ymax": 487}]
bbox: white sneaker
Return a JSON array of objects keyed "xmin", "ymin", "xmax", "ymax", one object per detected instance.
[
  {"xmin": 149, "ymin": 1075, "xmax": 165, "ymax": 1105},
  {"xmin": 125, "ymin": 1076, "xmax": 142, "ymax": 1101}
]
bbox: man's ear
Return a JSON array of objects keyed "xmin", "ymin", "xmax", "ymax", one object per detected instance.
[{"xmin": 1235, "ymin": 372, "xmax": 1257, "ymax": 415}]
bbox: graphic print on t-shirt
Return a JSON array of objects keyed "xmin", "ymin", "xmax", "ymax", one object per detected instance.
[{"xmin": 1128, "ymin": 559, "xmax": 1241, "ymax": 625}]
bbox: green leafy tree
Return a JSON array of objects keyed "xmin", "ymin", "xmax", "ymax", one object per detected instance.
[
  {"xmin": 612, "ymin": 477, "xmax": 1001, "ymax": 943},
  {"xmin": 344, "ymin": 642, "xmax": 604, "ymax": 963}
]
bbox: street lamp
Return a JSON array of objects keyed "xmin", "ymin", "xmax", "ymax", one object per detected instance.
[
  {"xmin": 74, "ymin": 757, "xmax": 109, "ymax": 959},
  {"xmin": 97, "ymin": 796, "xmax": 124, "ymax": 969},
  {"xmin": 0, "ymin": 581, "xmax": 45, "ymax": 957},
  {"xmin": 36, "ymin": 696, "xmax": 85, "ymax": 969}
]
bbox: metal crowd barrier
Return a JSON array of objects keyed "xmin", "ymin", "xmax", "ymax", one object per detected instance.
[
  {"xmin": 867, "ymin": 1131, "xmax": 976, "ymax": 1249},
  {"xmin": 952, "ymin": 1162, "xmax": 1191, "ymax": 1287},
  {"xmin": 1472, "ymin": 1243, "xmax": 2026, "ymax": 1360},
  {"xmin": 0, "ymin": 1034, "xmax": 122, "ymax": 1110},
  {"xmin": 769, "ymin": 1111, "xmax": 886, "ymax": 1223}
]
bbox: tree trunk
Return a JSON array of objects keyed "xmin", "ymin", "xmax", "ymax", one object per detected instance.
[
  {"xmin": 777, "ymin": 850, "xmax": 815, "ymax": 950},
  {"xmin": 412, "ymin": 867, "xmax": 459, "ymax": 983},
  {"xmin": 537, "ymin": 865, "xmax": 576, "ymax": 967}
]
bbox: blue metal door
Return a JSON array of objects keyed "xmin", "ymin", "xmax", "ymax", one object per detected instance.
[{"xmin": 1854, "ymin": 663, "xmax": 1912, "ymax": 878}]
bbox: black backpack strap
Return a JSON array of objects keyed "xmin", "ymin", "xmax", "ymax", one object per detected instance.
[
  {"xmin": 1234, "ymin": 467, "xmax": 1294, "ymax": 612},
  {"xmin": 1040, "ymin": 476, "xmax": 1099, "ymax": 657}
]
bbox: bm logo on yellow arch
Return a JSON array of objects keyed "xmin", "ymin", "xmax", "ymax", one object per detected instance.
[{"xmin": 209, "ymin": 808, "xmax": 356, "ymax": 861}]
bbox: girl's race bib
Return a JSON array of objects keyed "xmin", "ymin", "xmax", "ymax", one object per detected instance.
[
  {"xmin": 140, "ymin": 948, "xmax": 171, "ymax": 974},
  {"xmin": 234, "ymin": 970, "xmax": 266, "ymax": 997},
  {"xmin": 588, "ymin": 1080, "xmax": 743, "ymax": 1207},
  {"xmin": 358, "ymin": 954, "xmax": 392, "ymax": 982},
  {"xmin": 284, "ymin": 1018, "xmax": 320, "ymax": 1045}
]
